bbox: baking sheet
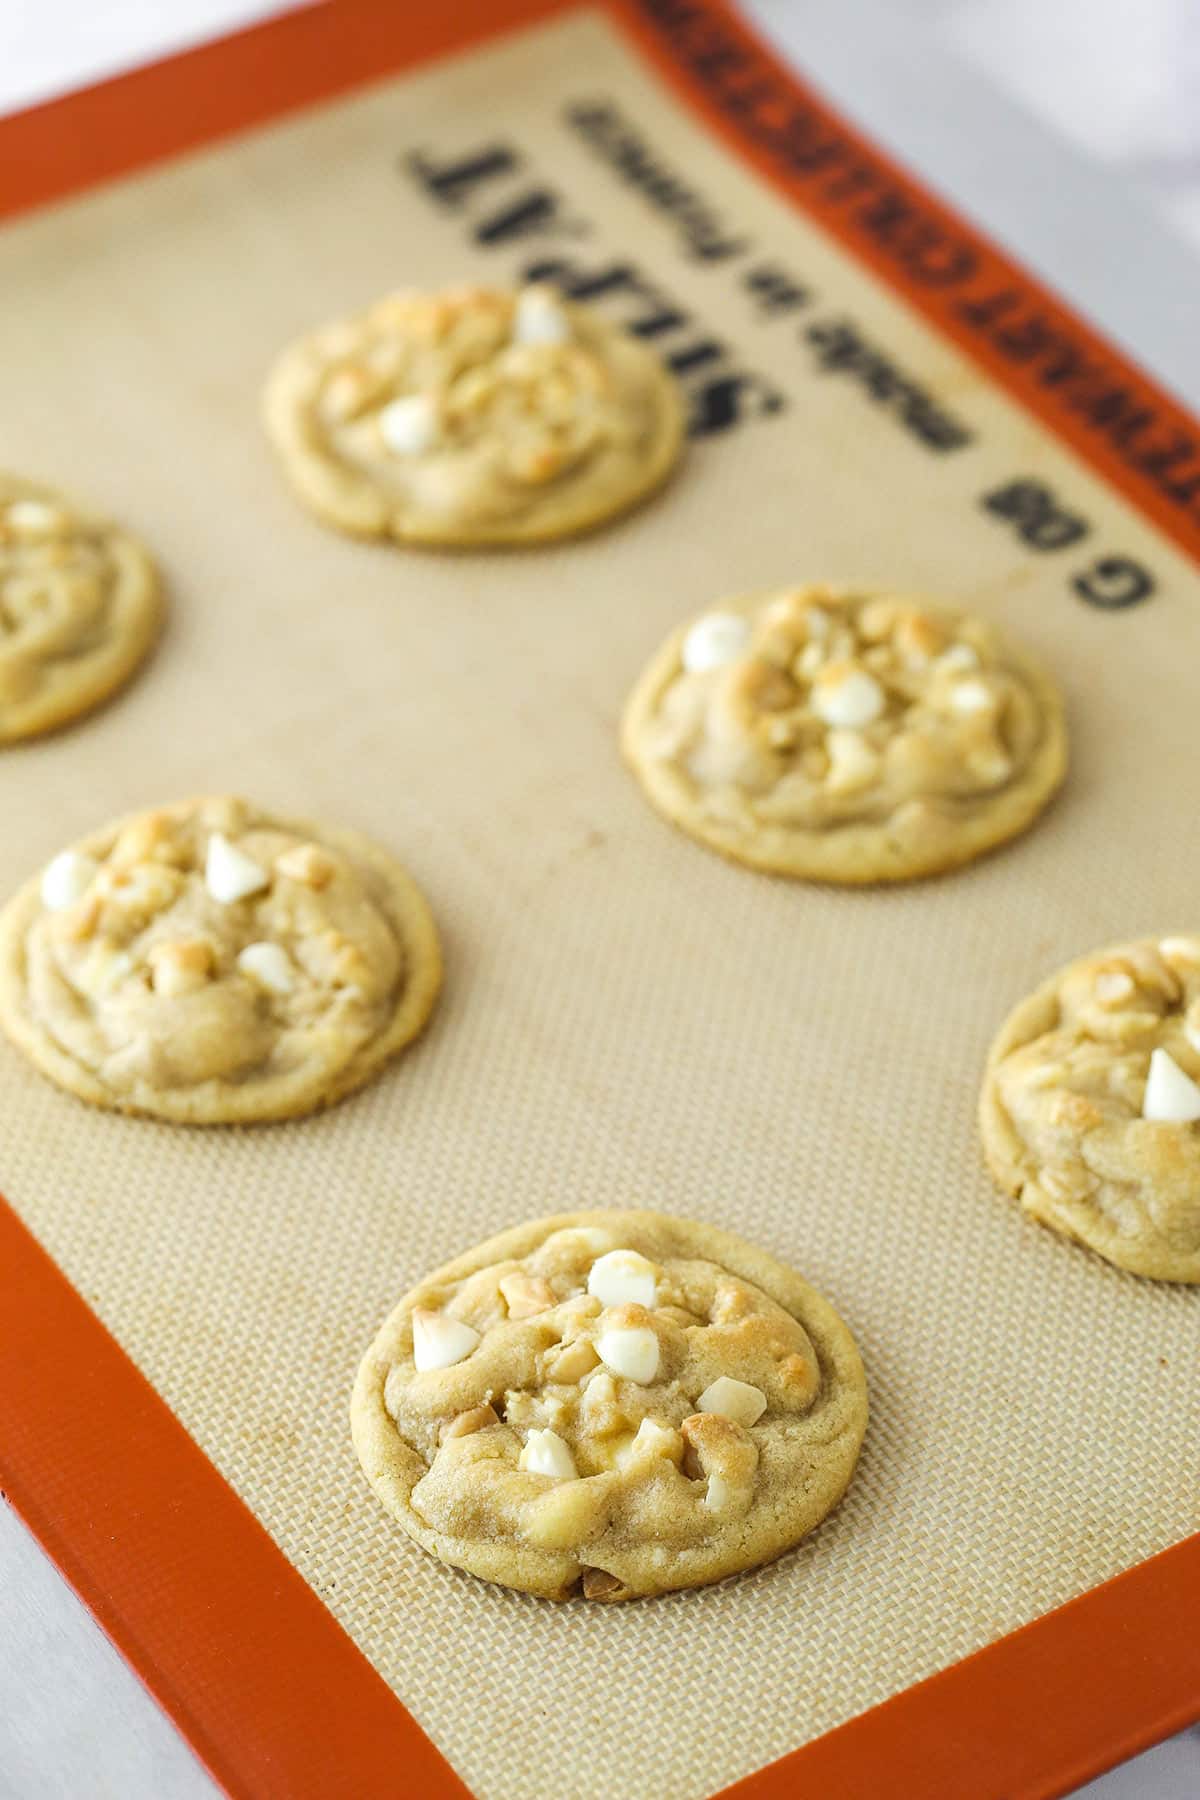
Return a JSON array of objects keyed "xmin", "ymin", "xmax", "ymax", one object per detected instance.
[{"xmin": 0, "ymin": 10, "xmax": 1196, "ymax": 1796}]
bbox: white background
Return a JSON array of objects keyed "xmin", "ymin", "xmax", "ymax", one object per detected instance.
[{"xmin": 0, "ymin": 3, "xmax": 1196, "ymax": 1795}]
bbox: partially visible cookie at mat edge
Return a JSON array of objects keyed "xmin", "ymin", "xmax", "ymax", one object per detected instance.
[
  {"xmin": 352, "ymin": 1211, "xmax": 867, "ymax": 1601},
  {"xmin": 621, "ymin": 585, "xmax": 1067, "ymax": 883},
  {"xmin": 262, "ymin": 283, "xmax": 685, "ymax": 546},
  {"xmin": 0, "ymin": 797, "xmax": 441, "ymax": 1123},
  {"xmin": 0, "ymin": 473, "xmax": 162, "ymax": 743},
  {"xmin": 981, "ymin": 936, "xmax": 1200, "ymax": 1281}
]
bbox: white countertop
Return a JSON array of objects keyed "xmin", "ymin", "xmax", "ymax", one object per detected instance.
[{"xmin": 0, "ymin": 3, "xmax": 1196, "ymax": 1796}]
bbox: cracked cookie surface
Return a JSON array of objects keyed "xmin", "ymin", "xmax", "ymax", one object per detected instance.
[
  {"xmin": 0, "ymin": 796, "xmax": 441, "ymax": 1123},
  {"xmin": 0, "ymin": 473, "xmax": 162, "ymax": 743},
  {"xmin": 981, "ymin": 936, "xmax": 1200, "ymax": 1281},
  {"xmin": 263, "ymin": 284, "xmax": 685, "ymax": 546},
  {"xmin": 352, "ymin": 1211, "xmax": 867, "ymax": 1601},
  {"xmin": 621, "ymin": 585, "xmax": 1067, "ymax": 882}
]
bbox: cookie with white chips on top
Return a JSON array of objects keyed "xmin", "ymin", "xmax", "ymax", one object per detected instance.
[
  {"xmin": 262, "ymin": 283, "xmax": 685, "ymax": 546},
  {"xmin": 0, "ymin": 797, "xmax": 440, "ymax": 1123},
  {"xmin": 0, "ymin": 473, "xmax": 162, "ymax": 743},
  {"xmin": 981, "ymin": 936, "xmax": 1200, "ymax": 1281},
  {"xmin": 621, "ymin": 585, "xmax": 1067, "ymax": 882},
  {"xmin": 352, "ymin": 1211, "xmax": 867, "ymax": 1601}
]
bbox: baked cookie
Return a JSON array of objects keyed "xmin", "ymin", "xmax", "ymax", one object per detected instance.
[
  {"xmin": 0, "ymin": 797, "xmax": 440, "ymax": 1123},
  {"xmin": 262, "ymin": 283, "xmax": 684, "ymax": 546},
  {"xmin": 981, "ymin": 936, "xmax": 1200, "ymax": 1281},
  {"xmin": 621, "ymin": 585, "xmax": 1067, "ymax": 883},
  {"xmin": 0, "ymin": 474, "xmax": 162, "ymax": 743},
  {"xmin": 352, "ymin": 1211, "xmax": 866, "ymax": 1602}
]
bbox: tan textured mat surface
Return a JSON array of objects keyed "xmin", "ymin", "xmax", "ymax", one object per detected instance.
[{"xmin": 0, "ymin": 13, "xmax": 1196, "ymax": 1796}]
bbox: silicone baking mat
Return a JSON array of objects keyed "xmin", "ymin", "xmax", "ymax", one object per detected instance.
[{"xmin": 0, "ymin": 4, "xmax": 1197, "ymax": 1797}]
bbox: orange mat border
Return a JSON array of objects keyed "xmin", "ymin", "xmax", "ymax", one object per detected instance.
[
  {"xmin": 0, "ymin": 1201, "xmax": 472, "ymax": 1800},
  {"xmin": 0, "ymin": 4, "xmax": 1196, "ymax": 1797}
]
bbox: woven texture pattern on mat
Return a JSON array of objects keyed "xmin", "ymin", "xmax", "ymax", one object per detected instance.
[{"xmin": 0, "ymin": 15, "xmax": 1196, "ymax": 1798}]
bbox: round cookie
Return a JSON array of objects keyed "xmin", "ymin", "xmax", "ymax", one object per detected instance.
[
  {"xmin": 262, "ymin": 283, "xmax": 685, "ymax": 546},
  {"xmin": 0, "ymin": 474, "xmax": 162, "ymax": 743},
  {"xmin": 981, "ymin": 936, "xmax": 1200, "ymax": 1281},
  {"xmin": 621, "ymin": 585, "xmax": 1067, "ymax": 883},
  {"xmin": 0, "ymin": 797, "xmax": 441, "ymax": 1124},
  {"xmin": 352, "ymin": 1211, "xmax": 867, "ymax": 1602}
]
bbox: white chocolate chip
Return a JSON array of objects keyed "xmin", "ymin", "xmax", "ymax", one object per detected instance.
[
  {"xmin": 797, "ymin": 641, "xmax": 825, "ymax": 677},
  {"xmin": 518, "ymin": 1428, "xmax": 578, "ymax": 1480},
  {"xmin": 513, "ymin": 287, "xmax": 571, "ymax": 347},
  {"xmin": 949, "ymin": 678, "xmax": 994, "ymax": 715},
  {"xmin": 596, "ymin": 1325, "xmax": 659, "ymax": 1384},
  {"xmin": 377, "ymin": 393, "xmax": 438, "ymax": 456},
  {"xmin": 704, "ymin": 1472, "xmax": 734, "ymax": 1511},
  {"xmin": 824, "ymin": 729, "xmax": 879, "ymax": 796},
  {"xmin": 40, "ymin": 850, "xmax": 99, "ymax": 911},
  {"xmin": 411, "ymin": 1309, "xmax": 480, "ymax": 1372},
  {"xmin": 804, "ymin": 605, "xmax": 830, "ymax": 639},
  {"xmin": 697, "ymin": 1376, "xmax": 767, "ymax": 1428},
  {"xmin": 205, "ymin": 833, "xmax": 270, "ymax": 905},
  {"xmin": 1094, "ymin": 970, "xmax": 1135, "ymax": 1006},
  {"xmin": 236, "ymin": 941, "xmax": 295, "ymax": 994},
  {"xmin": 935, "ymin": 643, "xmax": 980, "ymax": 673},
  {"xmin": 1142, "ymin": 1047, "xmax": 1200, "ymax": 1123},
  {"xmin": 681, "ymin": 612, "xmax": 751, "ymax": 675},
  {"xmin": 1159, "ymin": 937, "xmax": 1200, "ymax": 966},
  {"xmin": 5, "ymin": 499, "xmax": 64, "ymax": 535},
  {"xmin": 587, "ymin": 1249, "xmax": 658, "ymax": 1311},
  {"xmin": 811, "ymin": 667, "xmax": 884, "ymax": 729}
]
